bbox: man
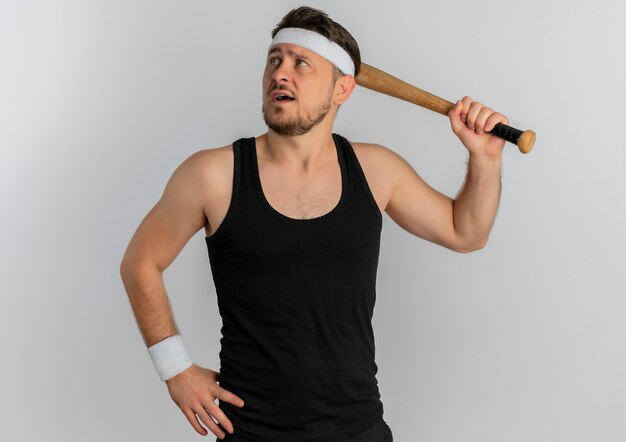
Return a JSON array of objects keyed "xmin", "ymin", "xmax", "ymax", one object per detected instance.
[{"xmin": 120, "ymin": 6, "xmax": 509, "ymax": 442}]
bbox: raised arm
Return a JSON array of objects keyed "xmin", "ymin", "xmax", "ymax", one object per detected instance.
[{"xmin": 384, "ymin": 96, "xmax": 508, "ymax": 252}]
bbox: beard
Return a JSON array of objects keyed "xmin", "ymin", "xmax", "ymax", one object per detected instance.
[{"xmin": 261, "ymin": 86, "xmax": 333, "ymax": 137}]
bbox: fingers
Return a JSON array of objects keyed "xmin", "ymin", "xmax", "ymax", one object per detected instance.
[
  {"xmin": 459, "ymin": 95, "xmax": 472, "ymax": 125},
  {"xmin": 455, "ymin": 96, "xmax": 508, "ymax": 134},
  {"xmin": 195, "ymin": 402, "xmax": 228, "ymax": 439},
  {"xmin": 202, "ymin": 385, "xmax": 245, "ymax": 437},
  {"xmin": 484, "ymin": 112, "xmax": 509, "ymax": 132},
  {"xmin": 204, "ymin": 400, "xmax": 235, "ymax": 435},
  {"xmin": 472, "ymin": 107, "xmax": 493, "ymax": 135},
  {"xmin": 215, "ymin": 384, "xmax": 245, "ymax": 408},
  {"xmin": 463, "ymin": 96, "xmax": 486, "ymax": 133},
  {"xmin": 167, "ymin": 365, "xmax": 246, "ymax": 439},
  {"xmin": 180, "ymin": 400, "xmax": 230, "ymax": 440},
  {"xmin": 448, "ymin": 99, "xmax": 465, "ymax": 134},
  {"xmin": 181, "ymin": 405, "xmax": 214, "ymax": 437}
]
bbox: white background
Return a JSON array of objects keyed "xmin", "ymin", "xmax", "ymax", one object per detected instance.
[{"xmin": 1, "ymin": 1, "xmax": 625, "ymax": 441}]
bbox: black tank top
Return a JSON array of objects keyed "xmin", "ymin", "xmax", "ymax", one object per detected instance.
[{"xmin": 205, "ymin": 133, "xmax": 384, "ymax": 441}]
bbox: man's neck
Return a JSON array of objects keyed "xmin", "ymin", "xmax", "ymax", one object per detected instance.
[{"xmin": 259, "ymin": 125, "xmax": 337, "ymax": 172}]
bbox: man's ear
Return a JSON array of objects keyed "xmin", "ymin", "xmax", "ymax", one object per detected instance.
[{"xmin": 333, "ymin": 75, "xmax": 356, "ymax": 105}]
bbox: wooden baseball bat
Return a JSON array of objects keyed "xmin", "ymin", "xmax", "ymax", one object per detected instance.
[{"xmin": 355, "ymin": 62, "xmax": 535, "ymax": 154}]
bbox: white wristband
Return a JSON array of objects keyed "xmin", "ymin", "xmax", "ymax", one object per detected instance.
[{"xmin": 147, "ymin": 334, "xmax": 194, "ymax": 382}]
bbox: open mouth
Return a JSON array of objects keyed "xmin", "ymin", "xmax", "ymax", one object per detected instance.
[
  {"xmin": 276, "ymin": 95, "xmax": 295, "ymax": 101},
  {"xmin": 271, "ymin": 92, "xmax": 295, "ymax": 103}
]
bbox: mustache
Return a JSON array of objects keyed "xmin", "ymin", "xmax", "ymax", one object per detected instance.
[{"xmin": 269, "ymin": 85, "xmax": 294, "ymax": 94}]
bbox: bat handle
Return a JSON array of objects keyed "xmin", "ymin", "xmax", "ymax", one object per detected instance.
[{"xmin": 488, "ymin": 122, "xmax": 536, "ymax": 154}]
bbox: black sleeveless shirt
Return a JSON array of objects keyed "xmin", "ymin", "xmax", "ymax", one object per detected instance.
[{"xmin": 205, "ymin": 133, "xmax": 384, "ymax": 441}]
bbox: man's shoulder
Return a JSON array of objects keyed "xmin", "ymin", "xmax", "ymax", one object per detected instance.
[
  {"xmin": 343, "ymin": 136, "xmax": 396, "ymax": 155},
  {"xmin": 345, "ymin": 139, "xmax": 408, "ymax": 171},
  {"xmin": 165, "ymin": 143, "xmax": 235, "ymax": 205},
  {"xmin": 188, "ymin": 142, "xmax": 233, "ymax": 165},
  {"xmin": 181, "ymin": 142, "xmax": 234, "ymax": 179},
  {"xmin": 341, "ymin": 139, "xmax": 413, "ymax": 206}
]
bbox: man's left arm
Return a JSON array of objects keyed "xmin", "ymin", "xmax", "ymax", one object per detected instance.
[
  {"xmin": 447, "ymin": 95, "xmax": 508, "ymax": 251},
  {"xmin": 382, "ymin": 95, "xmax": 509, "ymax": 253}
]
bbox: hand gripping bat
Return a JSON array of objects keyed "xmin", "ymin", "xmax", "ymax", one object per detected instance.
[{"xmin": 355, "ymin": 63, "xmax": 536, "ymax": 154}]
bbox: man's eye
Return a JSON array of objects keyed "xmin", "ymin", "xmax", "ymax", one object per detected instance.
[{"xmin": 297, "ymin": 60, "xmax": 308, "ymax": 66}]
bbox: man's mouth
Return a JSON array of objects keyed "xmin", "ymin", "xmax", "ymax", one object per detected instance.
[{"xmin": 271, "ymin": 91, "xmax": 296, "ymax": 103}]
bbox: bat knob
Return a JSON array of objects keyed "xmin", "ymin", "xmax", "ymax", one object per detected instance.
[
  {"xmin": 518, "ymin": 130, "xmax": 536, "ymax": 154},
  {"xmin": 489, "ymin": 123, "xmax": 536, "ymax": 154}
]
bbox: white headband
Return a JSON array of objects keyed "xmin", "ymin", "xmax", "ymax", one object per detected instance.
[{"xmin": 268, "ymin": 27, "xmax": 355, "ymax": 76}]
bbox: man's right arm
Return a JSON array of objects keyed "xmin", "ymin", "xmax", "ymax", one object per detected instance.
[
  {"xmin": 119, "ymin": 149, "xmax": 209, "ymax": 348},
  {"xmin": 119, "ymin": 147, "xmax": 245, "ymax": 439}
]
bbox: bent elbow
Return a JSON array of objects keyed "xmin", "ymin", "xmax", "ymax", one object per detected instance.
[{"xmin": 454, "ymin": 237, "xmax": 488, "ymax": 253}]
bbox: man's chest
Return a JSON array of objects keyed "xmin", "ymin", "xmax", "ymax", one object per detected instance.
[{"xmin": 204, "ymin": 142, "xmax": 391, "ymax": 237}]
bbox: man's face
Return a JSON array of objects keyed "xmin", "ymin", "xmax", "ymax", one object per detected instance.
[{"xmin": 261, "ymin": 43, "xmax": 338, "ymax": 136}]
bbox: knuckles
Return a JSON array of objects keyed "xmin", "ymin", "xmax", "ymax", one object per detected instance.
[{"xmin": 454, "ymin": 96, "xmax": 509, "ymax": 128}]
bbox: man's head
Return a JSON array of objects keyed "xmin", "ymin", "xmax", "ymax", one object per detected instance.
[{"xmin": 261, "ymin": 6, "xmax": 361, "ymax": 137}]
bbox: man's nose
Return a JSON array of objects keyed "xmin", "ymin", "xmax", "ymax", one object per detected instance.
[{"xmin": 271, "ymin": 60, "xmax": 293, "ymax": 83}]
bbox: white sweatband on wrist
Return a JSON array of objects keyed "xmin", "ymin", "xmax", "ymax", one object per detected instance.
[
  {"xmin": 268, "ymin": 27, "xmax": 355, "ymax": 76},
  {"xmin": 147, "ymin": 334, "xmax": 193, "ymax": 382}
]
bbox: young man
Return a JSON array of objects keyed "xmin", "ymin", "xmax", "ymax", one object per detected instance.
[{"xmin": 120, "ymin": 6, "xmax": 509, "ymax": 442}]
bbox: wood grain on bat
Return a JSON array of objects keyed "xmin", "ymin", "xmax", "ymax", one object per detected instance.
[{"xmin": 354, "ymin": 62, "xmax": 536, "ymax": 153}]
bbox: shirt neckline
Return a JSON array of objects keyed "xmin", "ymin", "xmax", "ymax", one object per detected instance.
[{"xmin": 251, "ymin": 133, "xmax": 347, "ymax": 225}]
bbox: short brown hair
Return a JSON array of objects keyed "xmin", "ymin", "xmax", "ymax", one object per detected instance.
[{"xmin": 270, "ymin": 6, "xmax": 361, "ymax": 80}]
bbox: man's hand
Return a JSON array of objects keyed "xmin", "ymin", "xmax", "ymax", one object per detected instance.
[
  {"xmin": 165, "ymin": 364, "xmax": 245, "ymax": 439},
  {"xmin": 449, "ymin": 96, "xmax": 509, "ymax": 159}
]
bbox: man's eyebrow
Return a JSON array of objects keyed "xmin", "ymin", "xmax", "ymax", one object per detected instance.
[{"xmin": 267, "ymin": 47, "xmax": 312, "ymax": 61}]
